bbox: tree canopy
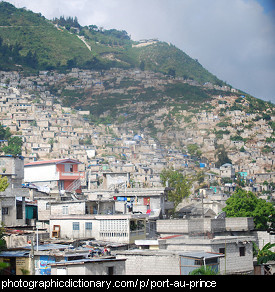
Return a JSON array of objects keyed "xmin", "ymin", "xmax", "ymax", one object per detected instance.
[
  {"xmin": 2, "ymin": 136, "xmax": 23, "ymax": 156},
  {"xmin": 253, "ymin": 242, "xmax": 275, "ymax": 265},
  {"xmin": 223, "ymin": 188, "xmax": 275, "ymax": 230},
  {"xmin": 0, "ymin": 175, "xmax": 9, "ymax": 192},
  {"xmin": 160, "ymin": 168, "xmax": 192, "ymax": 210},
  {"xmin": 215, "ymin": 145, "xmax": 232, "ymax": 168},
  {"xmin": 0, "ymin": 124, "xmax": 23, "ymax": 156}
]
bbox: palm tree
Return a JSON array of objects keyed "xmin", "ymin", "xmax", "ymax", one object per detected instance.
[
  {"xmin": 253, "ymin": 242, "xmax": 275, "ymax": 264},
  {"xmin": 189, "ymin": 266, "xmax": 219, "ymax": 275}
]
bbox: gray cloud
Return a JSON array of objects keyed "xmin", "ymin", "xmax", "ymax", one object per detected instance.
[{"xmin": 5, "ymin": 0, "xmax": 275, "ymax": 102}]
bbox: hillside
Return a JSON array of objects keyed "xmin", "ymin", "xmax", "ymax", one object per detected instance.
[
  {"xmin": 0, "ymin": 2, "xmax": 221, "ymax": 85},
  {"xmin": 0, "ymin": 2, "xmax": 274, "ymax": 147}
]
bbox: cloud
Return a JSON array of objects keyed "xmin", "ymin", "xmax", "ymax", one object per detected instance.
[{"xmin": 5, "ymin": 0, "xmax": 275, "ymax": 102}]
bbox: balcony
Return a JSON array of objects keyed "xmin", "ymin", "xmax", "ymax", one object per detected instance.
[{"xmin": 59, "ymin": 172, "xmax": 85, "ymax": 180}]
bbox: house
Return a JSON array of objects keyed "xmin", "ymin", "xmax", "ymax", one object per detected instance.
[
  {"xmin": 84, "ymin": 187, "xmax": 173, "ymax": 219},
  {"xmin": 50, "ymin": 257, "xmax": 126, "ymax": 275},
  {"xmin": 49, "ymin": 210, "xmax": 147, "ymax": 244},
  {"xmin": 155, "ymin": 217, "xmax": 255, "ymax": 274},
  {"xmin": 0, "ymin": 155, "xmax": 29, "ymax": 227},
  {"xmin": 102, "ymin": 172, "xmax": 130, "ymax": 190},
  {"xmin": 24, "ymin": 159, "xmax": 84, "ymax": 195},
  {"xmin": 220, "ymin": 163, "xmax": 235, "ymax": 178},
  {"xmin": 0, "ymin": 243, "xmax": 123, "ymax": 275},
  {"xmin": 115, "ymin": 248, "xmax": 223, "ymax": 275}
]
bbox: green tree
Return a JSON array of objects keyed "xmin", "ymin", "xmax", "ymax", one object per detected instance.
[
  {"xmin": 196, "ymin": 170, "xmax": 205, "ymax": 185},
  {"xmin": 160, "ymin": 168, "xmax": 192, "ymax": 210},
  {"xmin": 0, "ymin": 124, "xmax": 11, "ymax": 140},
  {"xmin": 2, "ymin": 136, "xmax": 23, "ymax": 156},
  {"xmin": 0, "ymin": 175, "xmax": 9, "ymax": 192},
  {"xmin": 222, "ymin": 189, "xmax": 275, "ymax": 230},
  {"xmin": 139, "ymin": 60, "xmax": 145, "ymax": 71},
  {"xmin": 189, "ymin": 265, "xmax": 219, "ymax": 275},
  {"xmin": 253, "ymin": 242, "xmax": 275, "ymax": 265},
  {"xmin": 187, "ymin": 144, "xmax": 202, "ymax": 158},
  {"xmin": 215, "ymin": 145, "xmax": 231, "ymax": 168}
]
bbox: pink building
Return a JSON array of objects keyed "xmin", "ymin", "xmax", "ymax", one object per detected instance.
[{"xmin": 24, "ymin": 159, "xmax": 84, "ymax": 194}]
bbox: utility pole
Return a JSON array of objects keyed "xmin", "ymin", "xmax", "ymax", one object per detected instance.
[
  {"xmin": 201, "ymin": 190, "xmax": 204, "ymax": 218},
  {"xmin": 30, "ymin": 238, "xmax": 35, "ymax": 275},
  {"xmin": 224, "ymin": 237, "xmax": 227, "ymax": 275}
]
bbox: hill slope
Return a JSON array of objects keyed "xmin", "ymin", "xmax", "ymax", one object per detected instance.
[{"xmin": 0, "ymin": 2, "xmax": 222, "ymax": 85}]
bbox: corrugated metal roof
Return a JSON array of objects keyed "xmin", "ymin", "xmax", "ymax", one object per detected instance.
[
  {"xmin": 0, "ymin": 251, "xmax": 29, "ymax": 257},
  {"xmin": 24, "ymin": 158, "xmax": 81, "ymax": 166},
  {"xmin": 23, "ymin": 244, "xmax": 71, "ymax": 251},
  {"xmin": 180, "ymin": 252, "xmax": 224, "ymax": 259}
]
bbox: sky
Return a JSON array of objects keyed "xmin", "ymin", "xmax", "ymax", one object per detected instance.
[{"xmin": 4, "ymin": 0, "xmax": 275, "ymax": 103}]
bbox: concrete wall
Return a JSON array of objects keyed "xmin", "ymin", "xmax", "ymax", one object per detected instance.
[
  {"xmin": 50, "ymin": 218, "xmax": 99, "ymax": 240},
  {"xmin": 24, "ymin": 164, "xmax": 59, "ymax": 183},
  {"xmin": 51, "ymin": 259, "xmax": 126, "ymax": 275},
  {"xmin": 115, "ymin": 251, "xmax": 180, "ymax": 275},
  {"xmin": 0, "ymin": 196, "xmax": 26, "ymax": 227},
  {"xmin": 50, "ymin": 201, "xmax": 86, "ymax": 216},
  {"xmin": 215, "ymin": 241, "xmax": 254, "ymax": 274},
  {"xmin": 157, "ymin": 218, "xmax": 254, "ymax": 235},
  {"xmin": 0, "ymin": 156, "xmax": 24, "ymax": 182},
  {"xmin": 159, "ymin": 236, "xmax": 254, "ymax": 274},
  {"xmin": 157, "ymin": 220, "xmax": 189, "ymax": 234}
]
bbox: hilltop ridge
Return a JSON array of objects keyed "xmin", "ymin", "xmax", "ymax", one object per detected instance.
[
  {"xmin": 0, "ymin": 1, "xmax": 221, "ymax": 85},
  {"xmin": 0, "ymin": 1, "xmax": 274, "ymax": 176}
]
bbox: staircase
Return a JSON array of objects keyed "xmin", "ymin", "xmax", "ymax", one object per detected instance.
[{"xmin": 66, "ymin": 179, "xmax": 81, "ymax": 193}]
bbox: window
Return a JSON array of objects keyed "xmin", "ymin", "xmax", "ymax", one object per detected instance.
[
  {"xmin": 219, "ymin": 248, "xmax": 225, "ymax": 254},
  {"xmin": 62, "ymin": 206, "xmax": 68, "ymax": 215},
  {"xmin": 107, "ymin": 267, "xmax": 114, "ymax": 275},
  {"xmin": 72, "ymin": 222, "xmax": 79, "ymax": 231},
  {"xmin": 85, "ymin": 222, "xmax": 93, "ymax": 230},
  {"xmin": 2, "ymin": 207, "xmax": 9, "ymax": 215},
  {"xmin": 239, "ymin": 246, "xmax": 245, "ymax": 257},
  {"xmin": 16, "ymin": 201, "xmax": 23, "ymax": 219}
]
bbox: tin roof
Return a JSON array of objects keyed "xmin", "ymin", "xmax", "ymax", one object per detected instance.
[
  {"xmin": 24, "ymin": 158, "xmax": 81, "ymax": 167},
  {"xmin": 0, "ymin": 251, "xmax": 29, "ymax": 257},
  {"xmin": 180, "ymin": 251, "xmax": 224, "ymax": 259}
]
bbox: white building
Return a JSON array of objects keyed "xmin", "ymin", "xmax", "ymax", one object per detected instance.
[
  {"xmin": 24, "ymin": 158, "xmax": 84, "ymax": 194},
  {"xmin": 50, "ymin": 211, "xmax": 147, "ymax": 244},
  {"xmin": 220, "ymin": 163, "xmax": 235, "ymax": 178}
]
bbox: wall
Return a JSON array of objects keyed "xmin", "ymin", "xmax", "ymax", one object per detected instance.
[
  {"xmin": 50, "ymin": 201, "xmax": 86, "ymax": 216},
  {"xmin": 115, "ymin": 251, "xmax": 180, "ymax": 275},
  {"xmin": 211, "ymin": 240, "xmax": 254, "ymax": 274},
  {"xmin": 24, "ymin": 164, "xmax": 59, "ymax": 183},
  {"xmin": 50, "ymin": 218, "xmax": 99, "ymax": 240},
  {"xmin": 0, "ymin": 156, "xmax": 24, "ymax": 182},
  {"xmin": 156, "ymin": 218, "xmax": 254, "ymax": 235},
  {"xmin": 0, "ymin": 196, "xmax": 26, "ymax": 227},
  {"xmin": 50, "ymin": 216, "xmax": 146, "ymax": 244},
  {"xmin": 51, "ymin": 259, "xmax": 126, "ymax": 275}
]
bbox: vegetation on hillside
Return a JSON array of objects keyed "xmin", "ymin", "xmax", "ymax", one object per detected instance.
[
  {"xmin": 0, "ymin": 124, "xmax": 23, "ymax": 156},
  {"xmin": 0, "ymin": 1, "xmax": 224, "ymax": 85}
]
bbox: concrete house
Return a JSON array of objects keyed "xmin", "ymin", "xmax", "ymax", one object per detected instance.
[
  {"xmin": 155, "ymin": 217, "xmax": 255, "ymax": 275},
  {"xmin": 0, "ymin": 155, "xmax": 29, "ymax": 227},
  {"xmin": 50, "ymin": 211, "xmax": 147, "ymax": 244},
  {"xmin": 24, "ymin": 159, "xmax": 84, "ymax": 195},
  {"xmin": 115, "ymin": 249, "xmax": 223, "ymax": 275},
  {"xmin": 220, "ymin": 163, "xmax": 235, "ymax": 178},
  {"xmin": 85, "ymin": 187, "xmax": 173, "ymax": 218},
  {"xmin": 50, "ymin": 257, "xmax": 126, "ymax": 275}
]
